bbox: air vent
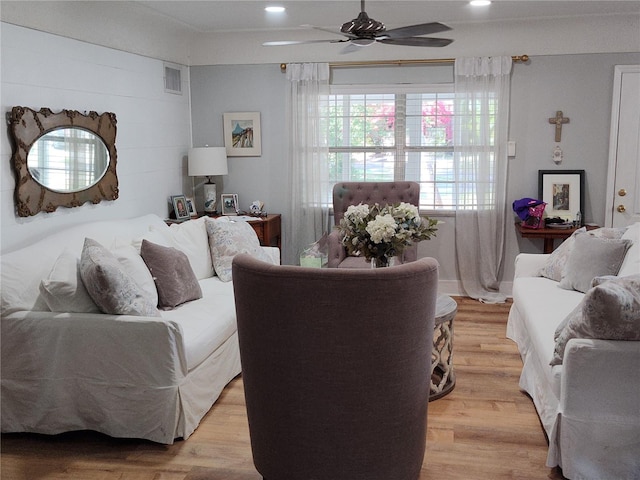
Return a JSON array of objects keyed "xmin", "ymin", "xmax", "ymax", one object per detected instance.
[{"xmin": 164, "ymin": 63, "xmax": 182, "ymax": 95}]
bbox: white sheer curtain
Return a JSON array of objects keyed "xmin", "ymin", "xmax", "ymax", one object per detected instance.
[
  {"xmin": 454, "ymin": 56, "xmax": 512, "ymax": 303},
  {"xmin": 283, "ymin": 63, "xmax": 330, "ymax": 265}
]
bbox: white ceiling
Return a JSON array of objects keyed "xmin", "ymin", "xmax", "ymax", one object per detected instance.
[
  {"xmin": 2, "ymin": 1, "xmax": 639, "ymax": 65},
  {"xmin": 135, "ymin": 1, "xmax": 639, "ymax": 34}
]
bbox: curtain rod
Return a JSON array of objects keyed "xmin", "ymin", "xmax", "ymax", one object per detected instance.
[{"xmin": 279, "ymin": 55, "xmax": 529, "ymax": 72}]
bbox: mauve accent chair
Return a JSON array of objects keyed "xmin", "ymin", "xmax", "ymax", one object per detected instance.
[
  {"xmin": 232, "ymin": 254, "xmax": 439, "ymax": 480},
  {"xmin": 328, "ymin": 181, "xmax": 421, "ymax": 268}
]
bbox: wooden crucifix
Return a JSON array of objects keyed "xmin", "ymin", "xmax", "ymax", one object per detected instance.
[{"xmin": 548, "ymin": 110, "xmax": 570, "ymax": 142}]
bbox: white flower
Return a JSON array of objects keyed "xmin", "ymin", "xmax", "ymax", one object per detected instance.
[
  {"xmin": 337, "ymin": 201, "xmax": 437, "ymax": 261},
  {"xmin": 396, "ymin": 202, "xmax": 420, "ymax": 221},
  {"xmin": 344, "ymin": 203, "xmax": 370, "ymax": 223},
  {"xmin": 366, "ymin": 214, "xmax": 397, "ymax": 243}
]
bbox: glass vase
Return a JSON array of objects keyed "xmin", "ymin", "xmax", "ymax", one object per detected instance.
[{"xmin": 370, "ymin": 255, "xmax": 396, "ymax": 268}]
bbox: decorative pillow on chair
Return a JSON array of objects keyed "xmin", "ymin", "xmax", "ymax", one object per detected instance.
[
  {"xmin": 140, "ymin": 239, "xmax": 202, "ymax": 309},
  {"xmin": 551, "ymin": 274, "xmax": 640, "ymax": 365},
  {"xmin": 205, "ymin": 218, "xmax": 272, "ymax": 282},
  {"xmin": 558, "ymin": 233, "xmax": 632, "ymax": 293},
  {"xmin": 39, "ymin": 248, "xmax": 100, "ymax": 313},
  {"xmin": 80, "ymin": 238, "xmax": 160, "ymax": 317}
]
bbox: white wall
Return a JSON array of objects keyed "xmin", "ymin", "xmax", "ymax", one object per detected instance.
[
  {"xmin": 0, "ymin": 23, "xmax": 192, "ymax": 253},
  {"xmin": 2, "ymin": 19, "xmax": 638, "ymax": 294},
  {"xmin": 189, "ymin": 52, "xmax": 640, "ymax": 294}
]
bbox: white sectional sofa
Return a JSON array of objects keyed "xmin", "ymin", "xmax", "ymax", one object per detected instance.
[
  {"xmin": 507, "ymin": 222, "xmax": 640, "ymax": 479},
  {"xmin": 1, "ymin": 214, "xmax": 278, "ymax": 444}
]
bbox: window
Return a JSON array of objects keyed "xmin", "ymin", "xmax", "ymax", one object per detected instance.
[
  {"xmin": 29, "ymin": 128, "xmax": 107, "ymax": 192},
  {"xmin": 325, "ymin": 85, "xmax": 461, "ymax": 211}
]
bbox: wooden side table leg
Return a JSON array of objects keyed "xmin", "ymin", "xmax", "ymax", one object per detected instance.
[{"xmin": 543, "ymin": 238, "xmax": 554, "ymax": 254}]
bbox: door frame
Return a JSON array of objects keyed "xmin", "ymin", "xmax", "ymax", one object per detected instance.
[{"xmin": 604, "ymin": 64, "xmax": 640, "ymax": 227}]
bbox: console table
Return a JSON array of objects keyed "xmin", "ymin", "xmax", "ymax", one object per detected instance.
[
  {"xmin": 246, "ymin": 214, "xmax": 281, "ymax": 249},
  {"xmin": 515, "ymin": 222, "xmax": 597, "ymax": 254},
  {"xmin": 168, "ymin": 213, "xmax": 281, "ymax": 249}
]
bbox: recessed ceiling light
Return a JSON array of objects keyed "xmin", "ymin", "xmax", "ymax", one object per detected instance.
[
  {"xmin": 470, "ymin": 0, "xmax": 491, "ymax": 6},
  {"xmin": 265, "ymin": 6, "xmax": 286, "ymax": 13}
]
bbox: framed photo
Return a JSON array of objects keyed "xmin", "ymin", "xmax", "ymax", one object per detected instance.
[
  {"xmin": 221, "ymin": 193, "xmax": 239, "ymax": 215},
  {"xmin": 186, "ymin": 196, "xmax": 197, "ymax": 216},
  {"xmin": 223, "ymin": 112, "xmax": 261, "ymax": 157},
  {"xmin": 171, "ymin": 194, "xmax": 191, "ymax": 221},
  {"xmin": 538, "ymin": 170, "xmax": 585, "ymax": 222}
]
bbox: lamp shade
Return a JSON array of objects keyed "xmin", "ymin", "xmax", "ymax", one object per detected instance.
[{"xmin": 188, "ymin": 147, "xmax": 228, "ymax": 177}]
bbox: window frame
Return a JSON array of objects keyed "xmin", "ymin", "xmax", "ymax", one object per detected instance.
[{"xmin": 326, "ymin": 83, "xmax": 457, "ymax": 214}]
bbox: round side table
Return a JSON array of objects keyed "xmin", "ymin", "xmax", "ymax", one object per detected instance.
[{"xmin": 429, "ymin": 295, "xmax": 457, "ymax": 401}]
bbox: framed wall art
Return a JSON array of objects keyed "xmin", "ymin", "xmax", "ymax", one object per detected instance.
[
  {"xmin": 171, "ymin": 194, "xmax": 191, "ymax": 221},
  {"xmin": 221, "ymin": 193, "xmax": 239, "ymax": 215},
  {"xmin": 538, "ymin": 170, "xmax": 585, "ymax": 222},
  {"xmin": 223, "ymin": 112, "xmax": 261, "ymax": 157}
]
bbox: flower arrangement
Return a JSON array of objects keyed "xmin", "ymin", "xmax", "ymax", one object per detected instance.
[{"xmin": 337, "ymin": 202, "xmax": 438, "ymax": 267}]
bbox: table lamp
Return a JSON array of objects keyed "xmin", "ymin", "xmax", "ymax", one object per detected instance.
[{"xmin": 188, "ymin": 147, "xmax": 228, "ymax": 214}]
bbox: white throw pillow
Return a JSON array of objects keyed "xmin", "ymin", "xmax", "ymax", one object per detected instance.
[
  {"xmin": 39, "ymin": 248, "xmax": 100, "ymax": 313},
  {"xmin": 111, "ymin": 244, "xmax": 159, "ymax": 307},
  {"xmin": 539, "ymin": 227, "xmax": 585, "ymax": 281},
  {"xmin": 80, "ymin": 238, "xmax": 160, "ymax": 317},
  {"xmin": 539, "ymin": 227, "xmax": 627, "ymax": 282},
  {"xmin": 165, "ymin": 217, "xmax": 214, "ymax": 279},
  {"xmin": 205, "ymin": 218, "xmax": 272, "ymax": 282},
  {"xmin": 618, "ymin": 222, "xmax": 640, "ymax": 277},
  {"xmin": 558, "ymin": 233, "xmax": 632, "ymax": 293}
]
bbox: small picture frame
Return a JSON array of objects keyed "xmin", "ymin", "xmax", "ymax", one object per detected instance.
[
  {"xmin": 221, "ymin": 193, "xmax": 239, "ymax": 215},
  {"xmin": 171, "ymin": 194, "xmax": 191, "ymax": 221},
  {"xmin": 538, "ymin": 170, "xmax": 585, "ymax": 222},
  {"xmin": 186, "ymin": 196, "xmax": 197, "ymax": 216},
  {"xmin": 223, "ymin": 112, "xmax": 261, "ymax": 157}
]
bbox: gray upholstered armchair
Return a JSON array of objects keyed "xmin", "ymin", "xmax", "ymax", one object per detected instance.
[
  {"xmin": 232, "ymin": 254, "xmax": 439, "ymax": 480},
  {"xmin": 328, "ymin": 181, "xmax": 421, "ymax": 268}
]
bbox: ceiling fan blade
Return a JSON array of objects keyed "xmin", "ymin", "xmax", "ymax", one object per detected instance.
[
  {"xmin": 302, "ymin": 24, "xmax": 356, "ymax": 39},
  {"xmin": 383, "ymin": 22, "xmax": 452, "ymax": 39},
  {"xmin": 263, "ymin": 39, "xmax": 347, "ymax": 46},
  {"xmin": 378, "ymin": 36, "xmax": 453, "ymax": 47}
]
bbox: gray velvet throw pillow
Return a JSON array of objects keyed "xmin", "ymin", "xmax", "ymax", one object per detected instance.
[
  {"xmin": 559, "ymin": 233, "xmax": 632, "ymax": 293},
  {"xmin": 140, "ymin": 239, "xmax": 202, "ymax": 309},
  {"xmin": 79, "ymin": 238, "xmax": 160, "ymax": 317}
]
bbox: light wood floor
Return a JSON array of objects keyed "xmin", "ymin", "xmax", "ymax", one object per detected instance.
[{"xmin": 1, "ymin": 297, "xmax": 565, "ymax": 480}]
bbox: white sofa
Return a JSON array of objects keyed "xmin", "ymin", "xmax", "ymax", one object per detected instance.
[
  {"xmin": 1, "ymin": 214, "xmax": 278, "ymax": 444},
  {"xmin": 507, "ymin": 222, "xmax": 640, "ymax": 479}
]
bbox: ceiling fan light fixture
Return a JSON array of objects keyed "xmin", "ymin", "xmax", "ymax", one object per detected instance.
[{"xmin": 351, "ymin": 38, "xmax": 376, "ymax": 46}]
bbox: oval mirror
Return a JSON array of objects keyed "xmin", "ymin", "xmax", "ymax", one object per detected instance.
[
  {"xmin": 9, "ymin": 107, "xmax": 118, "ymax": 217},
  {"xmin": 27, "ymin": 127, "xmax": 109, "ymax": 193}
]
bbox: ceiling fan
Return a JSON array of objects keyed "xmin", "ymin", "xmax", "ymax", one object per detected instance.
[{"xmin": 263, "ymin": 0, "xmax": 453, "ymax": 51}]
